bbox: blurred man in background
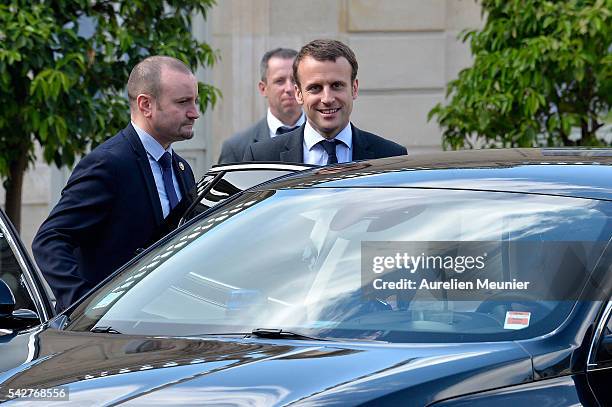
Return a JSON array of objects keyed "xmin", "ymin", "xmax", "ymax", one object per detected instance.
[{"xmin": 218, "ymin": 48, "xmax": 305, "ymax": 164}]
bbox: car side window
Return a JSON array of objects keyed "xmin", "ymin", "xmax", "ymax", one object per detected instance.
[
  {"xmin": 0, "ymin": 231, "xmax": 37, "ymax": 312},
  {"xmin": 182, "ymin": 170, "xmax": 295, "ymax": 223}
]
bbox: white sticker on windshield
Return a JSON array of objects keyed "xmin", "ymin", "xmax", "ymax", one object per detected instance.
[{"xmin": 504, "ymin": 311, "xmax": 531, "ymax": 330}]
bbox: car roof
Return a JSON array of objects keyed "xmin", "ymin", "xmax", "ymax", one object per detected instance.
[
  {"xmin": 258, "ymin": 148, "xmax": 612, "ymax": 201},
  {"xmin": 209, "ymin": 162, "xmax": 314, "ymax": 173}
]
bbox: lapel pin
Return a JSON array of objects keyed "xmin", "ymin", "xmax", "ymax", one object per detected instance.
[{"xmin": 178, "ymin": 162, "xmax": 185, "ymax": 171}]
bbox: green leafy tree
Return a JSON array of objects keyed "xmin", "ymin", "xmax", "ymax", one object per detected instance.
[
  {"xmin": 429, "ymin": 0, "xmax": 611, "ymax": 150},
  {"xmin": 0, "ymin": 0, "xmax": 220, "ymax": 231}
]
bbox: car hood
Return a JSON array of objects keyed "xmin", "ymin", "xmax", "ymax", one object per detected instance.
[{"xmin": 0, "ymin": 329, "xmax": 532, "ymax": 405}]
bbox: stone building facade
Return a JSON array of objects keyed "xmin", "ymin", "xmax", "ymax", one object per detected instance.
[{"xmin": 6, "ymin": 0, "xmax": 483, "ymax": 250}]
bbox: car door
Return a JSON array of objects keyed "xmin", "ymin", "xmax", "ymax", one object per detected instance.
[
  {"xmin": 178, "ymin": 163, "xmax": 312, "ymax": 226},
  {"xmin": 0, "ymin": 208, "xmax": 54, "ymax": 332},
  {"xmin": 587, "ymin": 300, "xmax": 612, "ymax": 405}
]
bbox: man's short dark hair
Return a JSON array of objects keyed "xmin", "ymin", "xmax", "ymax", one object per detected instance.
[
  {"xmin": 293, "ymin": 39, "xmax": 358, "ymax": 88},
  {"xmin": 127, "ymin": 56, "xmax": 193, "ymax": 108},
  {"xmin": 260, "ymin": 48, "xmax": 298, "ymax": 82}
]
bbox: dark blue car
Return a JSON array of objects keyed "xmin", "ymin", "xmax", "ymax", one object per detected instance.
[{"xmin": 0, "ymin": 149, "xmax": 610, "ymax": 405}]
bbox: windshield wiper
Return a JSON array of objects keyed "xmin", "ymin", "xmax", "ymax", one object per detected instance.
[
  {"xmin": 90, "ymin": 326, "xmax": 122, "ymax": 334},
  {"xmin": 249, "ymin": 328, "xmax": 328, "ymax": 341}
]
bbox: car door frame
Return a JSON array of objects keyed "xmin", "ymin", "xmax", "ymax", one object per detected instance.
[{"xmin": 178, "ymin": 162, "xmax": 313, "ymax": 226}]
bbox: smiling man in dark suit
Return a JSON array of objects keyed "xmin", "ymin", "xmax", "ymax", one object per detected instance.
[
  {"xmin": 32, "ymin": 56, "xmax": 199, "ymax": 312},
  {"xmin": 218, "ymin": 48, "xmax": 305, "ymax": 164},
  {"xmin": 243, "ymin": 40, "xmax": 406, "ymax": 165}
]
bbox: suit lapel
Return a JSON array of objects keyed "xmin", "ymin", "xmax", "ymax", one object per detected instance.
[
  {"xmin": 172, "ymin": 155, "xmax": 191, "ymax": 196},
  {"xmin": 253, "ymin": 118, "xmax": 271, "ymax": 143},
  {"xmin": 351, "ymin": 124, "xmax": 377, "ymax": 161},
  {"xmin": 279, "ymin": 124, "xmax": 305, "ymax": 163},
  {"xmin": 124, "ymin": 124, "xmax": 164, "ymax": 225}
]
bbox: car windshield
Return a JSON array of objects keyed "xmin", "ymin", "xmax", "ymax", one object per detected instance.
[{"xmin": 67, "ymin": 187, "xmax": 612, "ymax": 343}]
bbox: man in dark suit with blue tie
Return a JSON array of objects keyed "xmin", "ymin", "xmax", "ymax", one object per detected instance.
[
  {"xmin": 244, "ymin": 39, "xmax": 407, "ymax": 164},
  {"xmin": 32, "ymin": 56, "xmax": 199, "ymax": 312}
]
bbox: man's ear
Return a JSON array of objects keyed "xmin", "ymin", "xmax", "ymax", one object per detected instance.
[
  {"xmin": 137, "ymin": 94, "xmax": 154, "ymax": 118},
  {"xmin": 295, "ymin": 84, "xmax": 304, "ymax": 105},
  {"xmin": 352, "ymin": 78, "xmax": 359, "ymax": 100},
  {"xmin": 258, "ymin": 80, "xmax": 267, "ymax": 96}
]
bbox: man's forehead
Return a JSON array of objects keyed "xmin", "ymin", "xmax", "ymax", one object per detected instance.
[
  {"xmin": 267, "ymin": 57, "xmax": 294, "ymax": 76},
  {"xmin": 298, "ymin": 56, "xmax": 352, "ymax": 81}
]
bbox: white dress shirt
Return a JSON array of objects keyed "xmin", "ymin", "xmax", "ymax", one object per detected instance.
[
  {"xmin": 132, "ymin": 122, "xmax": 182, "ymax": 218},
  {"xmin": 303, "ymin": 121, "xmax": 352, "ymax": 165},
  {"xmin": 267, "ymin": 109, "xmax": 306, "ymax": 138}
]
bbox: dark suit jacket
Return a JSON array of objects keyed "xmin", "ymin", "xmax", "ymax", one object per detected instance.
[
  {"xmin": 32, "ymin": 124, "xmax": 195, "ymax": 311},
  {"xmin": 218, "ymin": 118, "xmax": 270, "ymax": 164},
  {"xmin": 243, "ymin": 123, "xmax": 407, "ymax": 163}
]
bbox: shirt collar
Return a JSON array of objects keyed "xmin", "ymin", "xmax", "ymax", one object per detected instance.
[
  {"xmin": 304, "ymin": 121, "xmax": 352, "ymax": 151},
  {"xmin": 267, "ymin": 109, "xmax": 306, "ymax": 135},
  {"xmin": 132, "ymin": 122, "xmax": 172, "ymax": 161}
]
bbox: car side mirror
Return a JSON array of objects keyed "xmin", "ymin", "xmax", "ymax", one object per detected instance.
[
  {"xmin": 0, "ymin": 279, "xmax": 15, "ymax": 317},
  {"xmin": 0, "ymin": 279, "xmax": 40, "ymax": 330}
]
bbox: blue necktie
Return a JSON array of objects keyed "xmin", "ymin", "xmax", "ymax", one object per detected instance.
[
  {"xmin": 158, "ymin": 152, "xmax": 179, "ymax": 210},
  {"xmin": 319, "ymin": 139, "xmax": 339, "ymax": 164},
  {"xmin": 276, "ymin": 125, "xmax": 299, "ymax": 135}
]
